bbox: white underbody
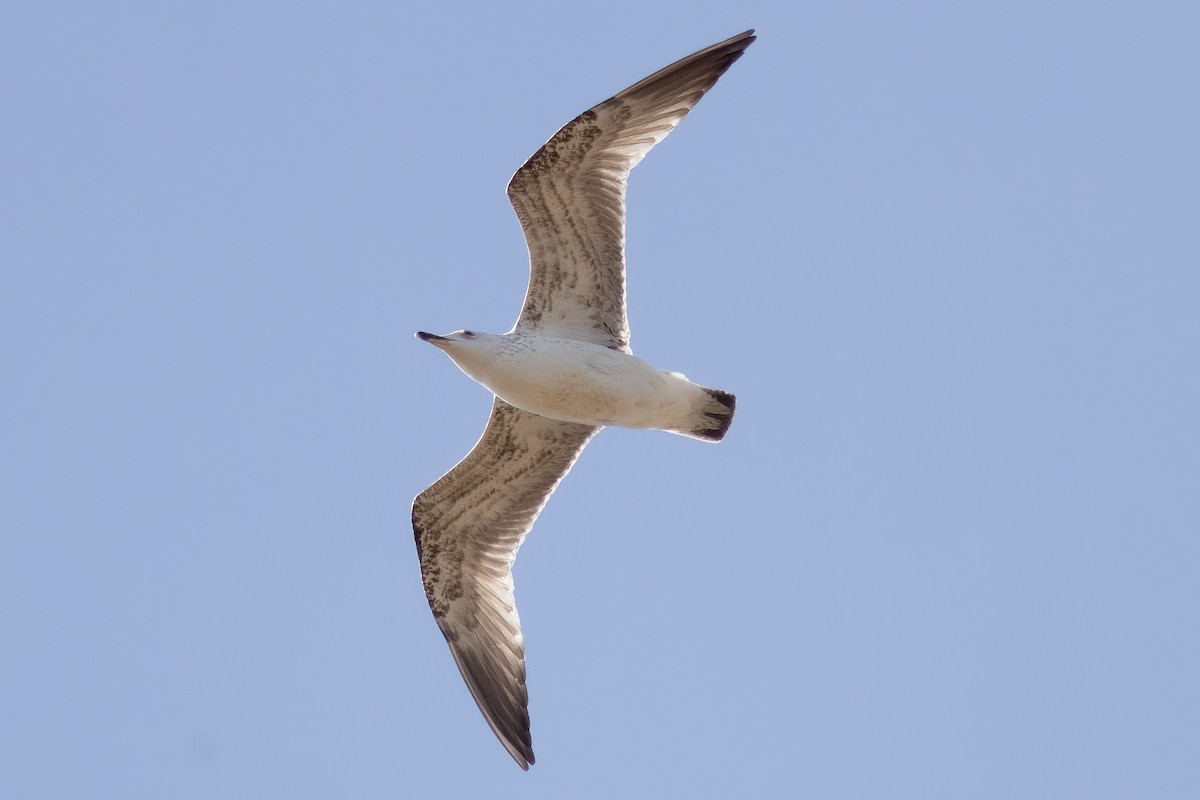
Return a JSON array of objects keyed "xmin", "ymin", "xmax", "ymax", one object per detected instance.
[{"xmin": 441, "ymin": 332, "xmax": 708, "ymax": 432}]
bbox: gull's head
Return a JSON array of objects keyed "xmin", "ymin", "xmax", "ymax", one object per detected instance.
[
  {"xmin": 415, "ymin": 329, "xmax": 494, "ymax": 349},
  {"xmin": 415, "ymin": 330, "xmax": 506, "ymax": 365},
  {"xmin": 416, "ymin": 329, "xmax": 504, "ymax": 384}
]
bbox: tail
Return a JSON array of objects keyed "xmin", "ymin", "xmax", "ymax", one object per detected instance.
[{"xmin": 684, "ymin": 387, "xmax": 736, "ymax": 442}]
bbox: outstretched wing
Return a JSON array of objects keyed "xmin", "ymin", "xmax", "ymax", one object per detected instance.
[
  {"xmin": 412, "ymin": 398, "xmax": 599, "ymax": 769},
  {"xmin": 507, "ymin": 29, "xmax": 756, "ymax": 352}
]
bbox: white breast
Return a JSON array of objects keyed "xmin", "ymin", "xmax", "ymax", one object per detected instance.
[{"xmin": 454, "ymin": 334, "xmax": 698, "ymax": 430}]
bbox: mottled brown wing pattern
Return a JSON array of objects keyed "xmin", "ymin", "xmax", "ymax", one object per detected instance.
[
  {"xmin": 413, "ymin": 398, "xmax": 599, "ymax": 769},
  {"xmin": 507, "ymin": 29, "xmax": 756, "ymax": 352}
]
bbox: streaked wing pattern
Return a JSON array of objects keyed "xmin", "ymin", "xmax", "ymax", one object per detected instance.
[
  {"xmin": 507, "ymin": 29, "xmax": 756, "ymax": 352},
  {"xmin": 412, "ymin": 398, "xmax": 599, "ymax": 768}
]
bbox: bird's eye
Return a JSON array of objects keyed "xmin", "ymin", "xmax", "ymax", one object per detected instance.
[{"xmin": 462, "ymin": 330, "xmax": 475, "ymax": 338}]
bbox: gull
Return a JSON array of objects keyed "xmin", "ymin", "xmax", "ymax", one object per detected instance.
[{"xmin": 412, "ymin": 29, "xmax": 755, "ymax": 769}]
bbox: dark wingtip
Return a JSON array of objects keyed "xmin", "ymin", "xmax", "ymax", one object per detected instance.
[
  {"xmin": 504, "ymin": 732, "xmax": 534, "ymax": 771},
  {"xmin": 509, "ymin": 723, "xmax": 534, "ymax": 770}
]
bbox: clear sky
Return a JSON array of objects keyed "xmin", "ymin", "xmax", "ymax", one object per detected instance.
[{"xmin": 3, "ymin": 1, "xmax": 1198, "ymax": 797}]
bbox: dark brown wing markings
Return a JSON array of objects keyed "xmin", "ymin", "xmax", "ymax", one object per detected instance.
[
  {"xmin": 506, "ymin": 30, "xmax": 756, "ymax": 352},
  {"xmin": 413, "ymin": 398, "xmax": 598, "ymax": 768}
]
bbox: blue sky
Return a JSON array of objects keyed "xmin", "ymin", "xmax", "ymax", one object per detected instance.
[{"xmin": 3, "ymin": 1, "xmax": 1198, "ymax": 797}]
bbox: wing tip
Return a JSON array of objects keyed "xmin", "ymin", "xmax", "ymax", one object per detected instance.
[
  {"xmin": 508, "ymin": 743, "xmax": 535, "ymax": 771},
  {"xmin": 616, "ymin": 29, "xmax": 757, "ymax": 102},
  {"xmin": 492, "ymin": 710, "xmax": 536, "ymax": 770}
]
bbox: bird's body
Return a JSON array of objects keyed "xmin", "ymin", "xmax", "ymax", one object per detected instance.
[
  {"xmin": 412, "ymin": 29, "xmax": 755, "ymax": 769},
  {"xmin": 418, "ymin": 330, "xmax": 734, "ymax": 438}
]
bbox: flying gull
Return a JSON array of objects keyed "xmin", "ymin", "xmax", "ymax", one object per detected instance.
[{"xmin": 412, "ymin": 29, "xmax": 755, "ymax": 769}]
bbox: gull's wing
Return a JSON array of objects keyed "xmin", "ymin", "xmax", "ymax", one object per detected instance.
[
  {"xmin": 507, "ymin": 29, "xmax": 756, "ymax": 352},
  {"xmin": 413, "ymin": 398, "xmax": 599, "ymax": 769}
]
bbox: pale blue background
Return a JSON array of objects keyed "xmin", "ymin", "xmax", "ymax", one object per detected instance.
[{"xmin": 3, "ymin": 1, "xmax": 1198, "ymax": 797}]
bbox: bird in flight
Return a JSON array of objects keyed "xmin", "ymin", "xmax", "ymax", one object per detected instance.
[{"xmin": 413, "ymin": 29, "xmax": 755, "ymax": 769}]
